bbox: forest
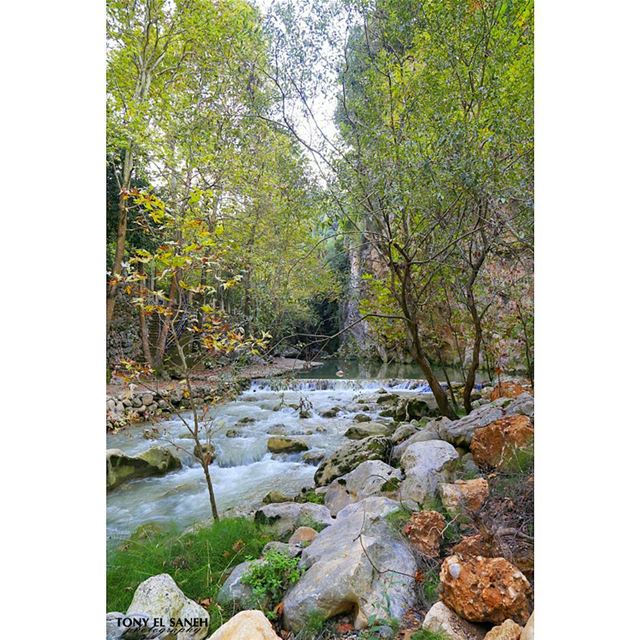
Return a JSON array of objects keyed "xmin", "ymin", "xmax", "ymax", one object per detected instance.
[{"xmin": 107, "ymin": 1, "xmax": 534, "ymax": 639}]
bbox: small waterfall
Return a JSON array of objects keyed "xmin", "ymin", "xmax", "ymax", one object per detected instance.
[{"xmin": 247, "ymin": 378, "xmax": 433, "ymax": 393}]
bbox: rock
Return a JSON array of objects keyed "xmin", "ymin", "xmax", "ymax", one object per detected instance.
[
  {"xmin": 345, "ymin": 421, "xmax": 390, "ymax": 439},
  {"xmin": 470, "ymin": 415, "xmax": 534, "ymax": 470},
  {"xmin": 216, "ymin": 561, "xmax": 264, "ymax": 609},
  {"xmin": 208, "ymin": 610, "xmax": 282, "ymax": 640},
  {"xmin": 390, "ymin": 422, "xmax": 418, "ymax": 444},
  {"xmin": 403, "ymin": 510, "xmax": 446, "ymax": 558},
  {"xmin": 422, "ymin": 602, "xmax": 486, "ymax": 640},
  {"xmin": 353, "ymin": 413, "xmax": 372, "ymax": 422},
  {"xmin": 323, "ymin": 460, "xmax": 402, "ymax": 516},
  {"xmin": 457, "ymin": 452, "xmax": 480, "ymax": 478},
  {"xmin": 505, "ymin": 393, "xmax": 534, "ymax": 418},
  {"xmin": 391, "ymin": 421, "xmax": 442, "ymax": 461},
  {"xmin": 440, "ymin": 555, "xmax": 531, "ymax": 625},
  {"xmin": 126, "ymin": 574, "xmax": 209, "ymax": 640},
  {"xmin": 485, "ymin": 619, "xmax": 523, "ymax": 640},
  {"xmin": 439, "ymin": 405, "xmax": 505, "ymax": 446},
  {"xmin": 452, "ymin": 533, "xmax": 496, "ymax": 559},
  {"xmin": 314, "ymin": 436, "xmax": 392, "ymax": 486},
  {"xmin": 321, "ymin": 407, "xmax": 340, "ymax": 418},
  {"xmin": 193, "ymin": 443, "xmax": 216, "ymax": 465},
  {"xmin": 438, "ymin": 478, "xmax": 489, "ymax": 518},
  {"xmin": 521, "ymin": 611, "xmax": 534, "ymax": 640},
  {"xmin": 225, "ymin": 429, "xmax": 241, "ymax": 438},
  {"xmin": 107, "ymin": 448, "xmax": 182, "ymax": 491},
  {"xmin": 283, "ymin": 497, "xmax": 416, "ymax": 632},
  {"xmin": 267, "ymin": 437, "xmax": 309, "ymax": 453},
  {"xmin": 262, "ymin": 490, "xmax": 294, "ymax": 504},
  {"xmin": 490, "ymin": 381, "xmax": 527, "ymax": 401},
  {"xmin": 106, "ymin": 612, "xmax": 125, "ymax": 640},
  {"xmin": 302, "ymin": 450, "xmax": 324, "ymax": 465},
  {"xmin": 404, "ymin": 395, "xmax": 439, "ymax": 420},
  {"xmin": 289, "ymin": 526, "xmax": 318, "ymax": 546},
  {"xmin": 254, "ymin": 502, "xmax": 333, "ymax": 537},
  {"xmin": 399, "ymin": 440, "xmax": 459, "ymax": 508},
  {"xmin": 376, "ymin": 393, "xmax": 399, "ymax": 404},
  {"xmin": 141, "ymin": 393, "xmax": 155, "ymax": 405}
]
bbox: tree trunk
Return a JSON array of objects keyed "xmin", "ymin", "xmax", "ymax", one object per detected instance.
[
  {"xmin": 463, "ymin": 302, "xmax": 482, "ymax": 414},
  {"xmin": 106, "ymin": 146, "xmax": 133, "ymax": 332},
  {"xmin": 201, "ymin": 461, "xmax": 219, "ymax": 522},
  {"xmin": 137, "ymin": 263, "xmax": 153, "ymax": 366}
]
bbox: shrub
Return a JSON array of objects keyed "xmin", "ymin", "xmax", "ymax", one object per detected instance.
[{"xmin": 241, "ymin": 549, "xmax": 304, "ymax": 619}]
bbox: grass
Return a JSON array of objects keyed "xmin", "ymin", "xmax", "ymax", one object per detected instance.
[
  {"xmin": 410, "ymin": 631, "xmax": 449, "ymax": 640},
  {"xmin": 107, "ymin": 517, "xmax": 271, "ymax": 631}
]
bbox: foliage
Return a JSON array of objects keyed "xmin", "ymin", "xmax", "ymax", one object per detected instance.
[
  {"xmin": 106, "ymin": 517, "xmax": 270, "ymax": 630},
  {"xmin": 240, "ymin": 549, "xmax": 304, "ymax": 619},
  {"xmin": 410, "ymin": 630, "xmax": 449, "ymax": 640}
]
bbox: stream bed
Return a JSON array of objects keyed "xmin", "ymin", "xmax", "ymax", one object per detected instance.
[{"xmin": 106, "ymin": 377, "xmax": 454, "ymax": 546}]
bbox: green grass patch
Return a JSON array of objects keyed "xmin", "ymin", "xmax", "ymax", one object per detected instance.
[
  {"xmin": 107, "ymin": 517, "xmax": 271, "ymax": 631},
  {"xmin": 411, "ymin": 630, "xmax": 449, "ymax": 640}
]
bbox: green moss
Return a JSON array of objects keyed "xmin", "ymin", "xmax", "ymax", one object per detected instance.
[
  {"xmin": 411, "ymin": 630, "xmax": 449, "ymax": 640},
  {"xmin": 107, "ymin": 517, "xmax": 271, "ymax": 632}
]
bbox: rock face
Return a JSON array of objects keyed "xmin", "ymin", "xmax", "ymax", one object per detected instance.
[
  {"xmin": 521, "ymin": 611, "xmax": 534, "ymax": 640},
  {"xmin": 440, "ymin": 555, "xmax": 531, "ymax": 625},
  {"xmin": 439, "ymin": 404, "xmax": 505, "ymax": 446},
  {"xmin": 267, "ymin": 437, "xmax": 309, "ymax": 453},
  {"xmin": 399, "ymin": 440, "xmax": 459, "ymax": 508},
  {"xmin": 421, "ymin": 602, "xmax": 486, "ymax": 640},
  {"xmin": 403, "ymin": 510, "xmax": 446, "ymax": 558},
  {"xmin": 323, "ymin": 460, "xmax": 402, "ymax": 516},
  {"xmin": 254, "ymin": 502, "xmax": 333, "ymax": 537},
  {"xmin": 485, "ymin": 619, "xmax": 523, "ymax": 640},
  {"xmin": 470, "ymin": 415, "xmax": 534, "ymax": 470},
  {"xmin": 282, "ymin": 497, "xmax": 416, "ymax": 632},
  {"xmin": 125, "ymin": 574, "xmax": 209, "ymax": 640},
  {"xmin": 208, "ymin": 610, "xmax": 281, "ymax": 640},
  {"xmin": 490, "ymin": 381, "xmax": 527, "ymax": 401},
  {"xmin": 107, "ymin": 447, "xmax": 182, "ymax": 491},
  {"xmin": 314, "ymin": 436, "xmax": 391, "ymax": 486},
  {"xmin": 345, "ymin": 422, "xmax": 390, "ymax": 439},
  {"xmin": 438, "ymin": 478, "xmax": 489, "ymax": 518}
]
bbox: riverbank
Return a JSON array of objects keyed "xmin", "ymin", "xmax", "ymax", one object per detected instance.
[{"xmin": 106, "ymin": 358, "xmax": 322, "ymax": 430}]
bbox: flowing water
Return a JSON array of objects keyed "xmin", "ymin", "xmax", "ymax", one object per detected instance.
[{"xmin": 106, "ymin": 375, "xmax": 478, "ymax": 546}]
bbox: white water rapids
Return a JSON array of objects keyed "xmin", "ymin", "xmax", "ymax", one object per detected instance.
[{"xmin": 106, "ymin": 378, "xmax": 436, "ymax": 545}]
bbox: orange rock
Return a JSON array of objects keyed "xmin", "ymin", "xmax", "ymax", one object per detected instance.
[
  {"xmin": 403, "ymin": 510, "xmax": 446, "ymax": 558},
  {"xmin": 440, "ymin": 555, "xmax": 531, "ymax": 625},
  {"xmin": 452, "ymin": 533, "xmax": 495, "ymax": 558},
  {"xmin": 439, "ymin": 478, "xmax": 489, "ymax": 517},
  {"xmin": 288, "ymin": 526, "xmax": 318, "ymax": 546},
  {"xmin": 485, "ymin": 619, "xmax": 523, "ymax": 640},
  {"xmin": 470, "ymin": 415, "xmax": 534, "ymax": 470},
  {"xmin": 490, "ymin": 381, "xmax": 527, "ymax": 401}
]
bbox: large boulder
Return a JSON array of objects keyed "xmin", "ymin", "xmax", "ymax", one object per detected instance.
[
  {"xmin": 267, "ymin": 437, "xmax": 309, "ymax": 453},
  {"xmin": 399, "ymin": 440, "xmax": 459, "ymax": 509},
  {"xmin": 421, "ymin": 602, "xmax": 486, "ymax": 640},
  {"xmin": 403, "ymin": 510, "xmax": 446, "ymax": 558},
  {"xmin": 394, "ymin": 395, "xmax": 439, "ymax": 421},
  {"xmin": 490, "ymin": 381, "xmax": 527, "ymax": 401},
  {"xmin": 208, "ymin": 610, "xmax": 282, "ymax": 640},
  {"xmin": 439, "ymin": 405, "xmax": 505, "ymax": 447},
  {"xmin": 438, "ymin": 478, "xmax": 489, "ymax": 519},
  {"xmin": 470, "ymin": 415, "xmax": 534, "ymax": 470},
  {"xmin": 390, "ymin": 422, "xmax": 419, "ymax": 444},
  {"xmin": 505, "ymin": 393, "xmax": 534, "ymax": 418},
  {"xmin": 323, "ymin": 460, "xmax": 402, "ymax": 516},
  {"xmin": 345, "ymin": 422, "xmax": 390, "ymax": 439},
  {"xmin": 107, "ymin": 447, "xmax": 182, "ymax": 491},
  {"xmin": 440, "ymin": 555, "xmax": 531, "ymax": 625},
  {"xmin": 314, "ymin": 436, "xmax": 391, "ymax": 486},
  {"xmin": 125, "ymin": 574, "xmax": 209, "ymax": 640},
  {"xmin": 282, "ymin": 497, "xmax": 416, "ymax": 632},
  {"xmin": 485, "ymin": 619, "xmax": 523, "ymax": 640},
  {"xmin": 391, "ymin": 420, "xmax": 443, "ymax": 461},
  {"xmin": 254, "ymin": 502, "xmax": 333, "ymax": 537}
]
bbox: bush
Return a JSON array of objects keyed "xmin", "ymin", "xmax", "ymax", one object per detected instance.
[
  {"xmin": 240, "ymin": 549, "xmax": 304, "ymax": 619},
  {"xmin": 107, "ymin": 517, "xmax": 270, "ymax": 630}
]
